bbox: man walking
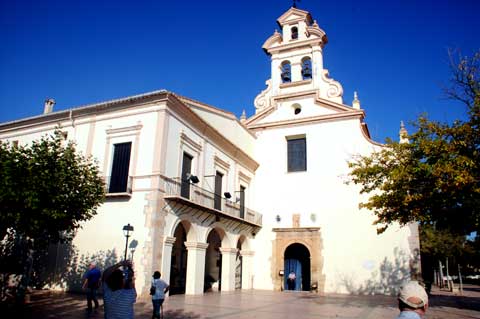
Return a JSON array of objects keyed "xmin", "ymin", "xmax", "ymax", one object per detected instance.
[{"xmin": 82, "ymin": 262, "xmax": 101, "ymax": 313}]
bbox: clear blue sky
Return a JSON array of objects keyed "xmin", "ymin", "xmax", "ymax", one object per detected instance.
[{"xmin": 1, "ymin": 0, "xmax": 478, "ymax": 142}]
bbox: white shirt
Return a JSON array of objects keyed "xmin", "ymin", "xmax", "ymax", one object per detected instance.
[{"xmin": 152, "ymin": 278, "xmax": 169, "ymax": 300}]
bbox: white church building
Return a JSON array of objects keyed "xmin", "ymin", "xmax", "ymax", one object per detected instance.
[{"xmin": 0, "ymin": 7, "xmax": 420, "ymax": 296}]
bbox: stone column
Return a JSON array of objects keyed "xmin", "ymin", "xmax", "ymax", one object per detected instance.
[
  {"xmin": 312, "ymin": 45, "xmax": 323, "ymax": 89},
  {"xmin": 291, "ymin": 61, "xmax": 302, "ymax": 82},
  {"xmin": 240, "ymin": 250, "xmax": 255, "ymax": 289},
  {"xmin": 184, "ymin": 242, "xmax": 208, "ymax": 295},
  {"xmin": 161, "ymin": 236, "xmax": 176, "ymax": 285},
  {"xmin": 220, "ymin": 248, "xmax": 237, "ymax": 291}
]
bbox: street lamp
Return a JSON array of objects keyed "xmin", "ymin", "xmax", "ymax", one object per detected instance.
[{"xmin": 122, "ymin": 223, "xmax": 134, "ymax": 261}]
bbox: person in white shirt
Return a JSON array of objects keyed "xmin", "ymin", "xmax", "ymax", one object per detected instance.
[{"xmin": 151, "ymin": 271, "xmax": 170, "ymax": 319}]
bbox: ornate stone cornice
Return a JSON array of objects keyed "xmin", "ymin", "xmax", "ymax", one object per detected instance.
[
  {"xmin": 164, "ymin": 236, "xmax": 176, "ymax": 245},
  {"xmin": 272, "ymin": 227, "xmax": 320, "ymax": 232},
  {"xmin": 219, "ymin": 247, "xmax": 238, "ymax": 254},
  {"xmin": 266, "ymin": 37, "xmax": 325, "ymax": 55},
  {"xmin": 240, "ymin": 250, "xmax": 255, "ymax": 256},
  {"xmin": 279, "ymin": 79, "xmax": 312, "ymax": 89},
  {"xmin": 247, "ymin": 111, "xmax": 364, "ymax": 131},
  {"xmin": 184, "ymin": 242, "xmax": 209, "ymax": 250}
]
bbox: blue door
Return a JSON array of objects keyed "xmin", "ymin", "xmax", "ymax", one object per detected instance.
[{"xmin": 284, "ymin": 258, "xmax": 302, "ymax": 291}]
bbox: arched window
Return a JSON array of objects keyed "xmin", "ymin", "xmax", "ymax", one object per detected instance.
[
  {"xmin": 281, "ymin": 61, "xmax": 291, "ymax": 83},
  {"xmin": 291, "ymin": 27, "xmax": 298, "ymax": 40},
  {"xmin": 301, "ymin": 57, "xmax": 312, "ymax": 80}
]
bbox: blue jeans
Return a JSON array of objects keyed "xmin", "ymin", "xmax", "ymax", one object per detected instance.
[
  {"xmin": 152, "ymin": 299, "xmax": 164, "ymax": 318},
  {"xmin": 86, "ymin": 288, "xmax": 99, "ymax": 310}
]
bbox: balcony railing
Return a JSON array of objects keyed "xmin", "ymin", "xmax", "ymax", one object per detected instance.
[
  {"xmin": 105, "ymin": 175, "xmax": 133, "ymax": 196},
  {"xmin": 163, "ymin": 177, "xmax": 262, "ymax": 226}
]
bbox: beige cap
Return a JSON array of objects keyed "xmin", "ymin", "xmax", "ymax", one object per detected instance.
[{"xmin": 398, "ymin": 281, "xmax": 428, "ymax": 309}]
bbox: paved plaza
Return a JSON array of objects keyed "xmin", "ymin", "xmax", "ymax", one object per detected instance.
[{"xmin": 11, "ymin": 285, "xmax": 480, "ymax": 319}]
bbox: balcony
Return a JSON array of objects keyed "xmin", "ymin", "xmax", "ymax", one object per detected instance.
[
  {"xmin": 163, "ymin": 177, "xmax": 262, "ymax": 227},
  {"xmin": 105, "ymin": 175, "xmax": 133, "ymax": 198}
]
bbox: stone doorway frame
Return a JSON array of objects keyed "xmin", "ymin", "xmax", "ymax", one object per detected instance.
[{"xmin": 272, "ymin": 227, "xmax": 325, "ymax": 293}]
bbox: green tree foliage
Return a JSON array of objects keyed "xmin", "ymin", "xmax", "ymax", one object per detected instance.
[
  {"xmin": 347, "ymin": 51, "xmax": 480, "ymax": 236},
  {"xmin": 0, "ymin": 130, "xmax": 105, "ymax": 242},
  {"xmin": 0, "ymin": 130, "xmax": 105, "ymax": 301}
]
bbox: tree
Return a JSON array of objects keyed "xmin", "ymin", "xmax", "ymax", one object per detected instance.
[
  {"xmin": 0, "ymin": 130, "xmax": 105, "ymax": 242},
  {"xmin": 347, "ymin": 51, "xmax": 480, "ymax": 236},
  {"xmin": 0, "ymin": 130, "xmax": 105, "ymax": 301}
]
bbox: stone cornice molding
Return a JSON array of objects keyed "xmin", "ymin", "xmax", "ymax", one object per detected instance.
[
  {"xmin": 0, "ymin": 90, "xmax": 169, "ymax": 133},
  {"xmin": 214, "ymin": 155, "xmax": 230, "ymax": 170},
  {"xmin": 246, "ymin": 89, "xmax": 362, "ymax": 129},
  {"xmin": 360, "ymin": 122, "xmax": 383, "ymax": 147},
  {"xmin": 272, "ymin": 227, "xmax": 320, "ymax": 232},
  {"xmin": 265, "ymin": 37, "xmax": 325, "ymax": 55},
  {"xmin": 238, "ymin": 171, "xmax": 251, "ymax": 183},
  {"xmin": 177, "ymin": 94, "xmax": 257, "ymax": 139},
  {"xmin": 106, "ymin": 124, "xmax": 143, "ymax": 136},
  {"xmin": 219, "ymin": 247, "xmax": 238, "ymax": 254},
  {"xmin": 276, "ymin": 7, "xmax": 312, "ymax": 27},
  {"xmin": 279, "ymin": 79, "xmax": 312, "ymax": 89},
  {"xmin": 180, "ymin": 131, "xmax": 202, "ymax": 152},
  {"xmin": 262, "ymin": 31, "xmax": 283, "ymax": 52},
  {"xmin": 164, "ymin": 236, "xmax": 176, "ymax": 245},
  {"xmin": 184, "ymin": 242, "xmax": 209, "ymax": 250},
  {"xmin": 248, "ymin": 111, "xmax": 364, "ymax": 131},
  {"xmin": 306, "ymin": 25, "xmax": 327, "ymax": 44},
  {"xmin": 166, "ymin": 94, "xmax": 259, "ymax": 173},
  {"xmin": 240, "ymin": 250, "xmax": 255, "ymax": 256}
]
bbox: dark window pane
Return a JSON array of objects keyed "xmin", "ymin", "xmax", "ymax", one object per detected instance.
[
  {"xmin": 214, "ymin": 171, "xmax": 223, "ymax": 210},
  {"xmin": 239, "ymin": 186, "xmax": 246, "ymax": 219},
  {"xmin": 109, "ymin": 142, "xmax": 132, "ymax": 193},
  {"xmin": 287, "ymin": 138, "xmax": 306, "ymax": 172},
  {"xmin": 181, "ymin": 153, "xmax": 193, "ymax": 199}
]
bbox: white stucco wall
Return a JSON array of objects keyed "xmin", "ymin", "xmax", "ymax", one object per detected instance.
[{"xmin": 251, "ymin": 115, "xmax": 415, "ymax": 293}]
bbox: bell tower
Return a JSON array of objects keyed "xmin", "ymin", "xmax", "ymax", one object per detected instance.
[{"xmin": 254, "ymin": 7, "xmax": 344, "ymax": 114}]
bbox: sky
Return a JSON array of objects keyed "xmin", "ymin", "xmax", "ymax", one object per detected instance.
[{"xmin": 0, "ymin": 0, "xmax": 479, "ymax": 142}]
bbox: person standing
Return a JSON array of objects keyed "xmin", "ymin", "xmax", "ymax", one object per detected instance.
[
  {"xmin": 287, "ymin": 271, "xmax": 296, "ymax": 290},
  {"xmin": 395, "ymin": 281, "xmax": 429, "ymax": 319},
  {"xmin": 102, "ymin": 260, "xmax": 137, "ymax": 319},
  {"xmin": 151, "ymin": 271, "xmax": 170, "ymax": 319},
  {"xmin": 82, "ymin": 262, "xmax": 101, "ymax": 313}
]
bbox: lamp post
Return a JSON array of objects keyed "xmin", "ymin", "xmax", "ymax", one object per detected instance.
[{"xmin": 122, "ymin": 224, "xmax": 134, "ymax": 261}]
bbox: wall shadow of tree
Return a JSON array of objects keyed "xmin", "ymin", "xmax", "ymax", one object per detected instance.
[
  {"xmin": 31, "ymin": 240, "xmax": 118, "ymax": 292},
  {"xmin": 63, "ymin": 247, "xmax": 118, "ymax": 292},
  {"xmin": 340, "ymin": 247, "xmax": 412, "ymax": 296}
]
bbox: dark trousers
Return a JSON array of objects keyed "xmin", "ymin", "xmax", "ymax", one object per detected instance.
[
  {"xmin": 86, "ymin": 288, "xmax": 99, "ymax": 310},
  {"xmin": 287, "ymin": 279, "xmax": 296, "ymax": 290},
  {"xmin": 152, "ymin": 299, "xmax": 164, "ymax": 318}
]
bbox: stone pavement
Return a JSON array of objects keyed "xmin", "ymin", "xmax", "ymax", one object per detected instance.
[{"xmin": 9, "ymin": 285, "xmax": 480, "ymax": 319}]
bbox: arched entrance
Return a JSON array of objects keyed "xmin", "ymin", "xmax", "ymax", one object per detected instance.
[
  {"xmin": 204, "ymin": 229, "xmax": 222, "ymax": 292},
  {"xmin": 170, "ymin": 223, "xmax": 188, "ymax": 295},
  {"xmin": 235, "ymin": 238, "xmax": 243, "ymax": 290},
  {"xmin": 284, "ymin": 243, "xmax": 310, "ymax": 291}
]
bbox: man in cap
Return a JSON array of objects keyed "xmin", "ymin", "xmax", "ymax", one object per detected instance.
[{"xmin": 395, "ymin": 281, "xmax": 429, "ymax": 318}]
